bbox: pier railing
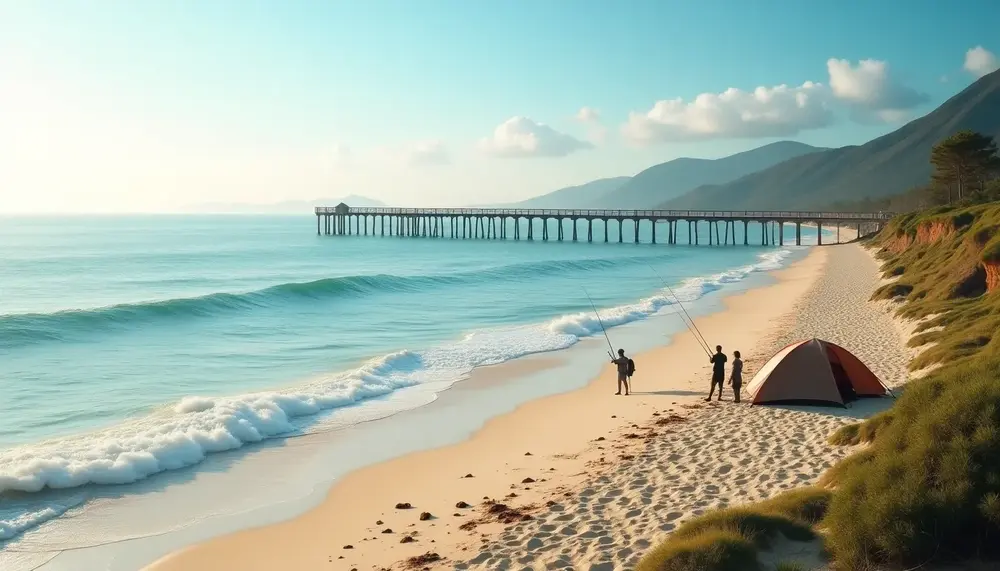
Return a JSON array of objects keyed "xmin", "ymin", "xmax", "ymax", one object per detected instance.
[{"xmin": 314, "ymin": 206, "xmax": 892, "ymax": 221}]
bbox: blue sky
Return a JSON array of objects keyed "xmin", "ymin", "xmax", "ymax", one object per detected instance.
[{"xmin": 1, "ymin": 0, "xmax": 998, "ymax": 212}]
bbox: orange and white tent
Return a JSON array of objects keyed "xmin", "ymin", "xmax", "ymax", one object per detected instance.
[{"xmin": 746, "ymin": 338, "xmax": 891, "ymax": 407}]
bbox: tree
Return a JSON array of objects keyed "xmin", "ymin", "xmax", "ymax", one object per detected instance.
[{"xmin": 930, "ymin": 130, "xmax": 1000, "ymax": 203}]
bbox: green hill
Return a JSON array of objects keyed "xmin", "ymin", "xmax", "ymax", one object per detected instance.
[{"xmin": 662, "ymin": 68, "xmax": 1000, "ymax": 210}]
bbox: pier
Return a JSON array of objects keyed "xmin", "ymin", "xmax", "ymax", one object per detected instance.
[{"xmin": 314, "ymin": 204, "xmax": 891, "ymax": 246}]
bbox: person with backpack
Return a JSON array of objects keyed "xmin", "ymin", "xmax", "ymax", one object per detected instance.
[
  {"xmin": 706, "ymin": 345, "xmax": 727, "ymax": 401},
  {"xmin": 610, "ymin": 348, "xmax": 633, "ymax": 396}
]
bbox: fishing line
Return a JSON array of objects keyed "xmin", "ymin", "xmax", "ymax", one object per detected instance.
[
  {"xmin": 646, "ymin": 264, "xmax": 712, "ymax": 357},
  {"xmin": 582, "ymin": 287, "xmax": 616, "ymax": 358}
]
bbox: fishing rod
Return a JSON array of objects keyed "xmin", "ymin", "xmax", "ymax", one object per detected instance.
[
  {"xmin": 646, "ymin": 264, "xmax": 713, "ymax": 357},
  {"xmin": 582, "ymin": 287, "xmax": 617, "ymax": 358}
]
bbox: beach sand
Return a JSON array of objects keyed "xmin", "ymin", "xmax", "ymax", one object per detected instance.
[{"xmin": 147, "ymin": 242, "xmax": 908, "ymax": 571}]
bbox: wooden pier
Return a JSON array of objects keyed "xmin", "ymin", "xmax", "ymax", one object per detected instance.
[{"xmin": 314, "ymin": 204, "xmax": 891, "ymax": 247}]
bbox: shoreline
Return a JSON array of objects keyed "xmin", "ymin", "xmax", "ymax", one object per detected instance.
[{"xmin": 147, "ymin": 246, "xmax": 835, "ymax": 571}]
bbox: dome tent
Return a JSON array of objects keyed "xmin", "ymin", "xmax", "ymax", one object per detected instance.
[{"xmin": 746, "ymin": 338, "xmax": 891, "ymax": 407}]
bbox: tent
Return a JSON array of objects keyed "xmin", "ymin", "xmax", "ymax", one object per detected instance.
[{"xmin": 746, "ymin": 338, "xmax": 891, "ymax": 407}]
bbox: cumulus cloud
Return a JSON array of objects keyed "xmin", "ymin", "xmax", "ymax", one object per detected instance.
[
  {"xmin": 575, "ymin": 106, "xmax": 600, "ymax": 123},
  {"xmin": 405, "ymin": 140, "xmax": 449, "ymax": 166},
  {"xmin": 827, "ymin": 58, "xmax": 928, "ymax": 121},
  {"xmin": 621, "ymin": 57, "xmax": 931, "ymax": 143},
  {"xmin": 479, "ymin": 116, "xmax": 593, "ymax": 158},
  {"xmin": 621, "ymin": 82, "xmax": 832, "ymax": 144},
  {"xmin": 574, "ymin": 106, "xmax": 608, "ymax": 145},
  {"xmin": 964, "ymin": 46, "xmax": 999, "ymax": 78}
]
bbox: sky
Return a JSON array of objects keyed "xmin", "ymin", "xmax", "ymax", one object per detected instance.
[{"xmin": 1, "ymin": 0, "xmax": 999, "ymax": 213}]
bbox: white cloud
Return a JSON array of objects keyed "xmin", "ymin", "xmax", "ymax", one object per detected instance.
[
  {"xmin": 964, "ymin": 46, "xmax": 999, "ymax": 78},
  {"xmin": 621, "ymin": 82, "xmax": 832, "ymax": 144},
  {"xmin": 574, "ymin": 106, "xmax": 608, "ymax": 145},
  {"xmin": 479, "ymin": 116, "xmax": 593, "ymax": 158},
  {"xmin": 575, "ymin": 106, "xmax": 600, "ymax": 123},
  {"xmin": 405, "ymin": 140, "xmax": 450, "ymax": 166},
  {"xmin": 827, "ymin": 58, "xmax": 927, "ymax": 118}
]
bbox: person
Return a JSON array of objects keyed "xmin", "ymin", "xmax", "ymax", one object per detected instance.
[
  {"xmin": 729, "ymin": 350, "xmax": 743, "ymax": 403},
  {"xmin": 706, "ymin": 345, "xmax": 727, "ymax": 401},
  {"xmin": 611, "ymin": 348, "xmax": 631, "ymax": 396}
]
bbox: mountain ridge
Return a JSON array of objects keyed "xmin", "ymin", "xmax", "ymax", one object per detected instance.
[
  {"xmin": 662, "ymin": 68, "xmax": 1000, "ymax": 210},
  {"xmin": 501, "ymin": 140, "xmax": 826, "ymax": 209}
]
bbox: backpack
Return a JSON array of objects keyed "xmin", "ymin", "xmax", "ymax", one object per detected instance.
[{"xmin": 627, "ymin": 358, "xmax": 636, "ymax": 377}]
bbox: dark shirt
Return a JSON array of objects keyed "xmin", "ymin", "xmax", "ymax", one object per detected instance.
[
  {"xmin": 731, "ymin": 358, "xmax": 743, "ymax": 383},
  {"xmin": 612, "ymin": 356, "xmax": 629, "ymax": 375},
  {"xmin": 711, "ymin": 353, "xmax": 727, "ymax": 374}
]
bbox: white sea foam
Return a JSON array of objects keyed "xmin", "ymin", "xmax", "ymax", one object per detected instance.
[{"xmin": 0, "ymin": 248, "xmax": 793, "ymax": 541}]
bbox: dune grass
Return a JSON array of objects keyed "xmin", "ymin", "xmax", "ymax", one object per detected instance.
[
  {"xmin": 821, "ymin": 203, "xmax": 1000, "ymax": 569},
  {"xmin": 635, "ymin": 488, "xmax": 831, "ymax": 571},
  {"xmin": 871, "ymin": 203, "xmax": 1000, "ymax": 371},
  {"xmin": 640, "ymin": 202, "xmax": 1000, "ymax": 570}
]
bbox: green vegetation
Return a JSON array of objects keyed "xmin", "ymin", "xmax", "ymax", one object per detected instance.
[
  {"xmin": 774, "ymin": 562, "xmax": 807, "ymax": 571},
  {"xmin": 870, "ymin": 202, "xmax": 1000, "ymax": 371},
  {"xmin": 931, "ymin": 130, "xmax": 1000, "ymax": 204},
  {"xmin": 635, "ymin": 488, "xmax": 830, "ymax": 571},
  {"xmin": 816, "ymin": 201, "xmax": 1000, "ymax": 569},
  {"xmin": 641, "ymin": 197, "xmax": 1000, "ymax": 569}
]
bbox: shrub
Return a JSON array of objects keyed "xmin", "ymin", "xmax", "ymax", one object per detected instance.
[
  {"xmin": 636, "ymin": 529, "xmax": 759, "ymax": 571},
  {"xmin": 637, "ymin": 488, "xmax": 831, "ymax": 571},
  {"xmin": 823, "ymin": 355, "xmax": 1000, "ymax": 569}
]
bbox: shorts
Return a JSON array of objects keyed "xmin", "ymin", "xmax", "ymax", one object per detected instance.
[
  {"xmin": 712, "ymin": 373, "xmax": 724, "ymax": 385},
  {"xmin": 618, "ymin": 372, "xmax": 628, "ymax": 382}
]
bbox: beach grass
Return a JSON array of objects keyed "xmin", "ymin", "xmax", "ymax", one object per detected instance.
[
  {"xmin": 819, "ymin": 202, "xmax": 1000, "ymax": 569},
  {"xmin": 640, "ymin": 201, "xmax": 1000, "ymax": 570},
  {"xmin": 635, "ymin": 487, "xmax": 831, "ymax": 571}
]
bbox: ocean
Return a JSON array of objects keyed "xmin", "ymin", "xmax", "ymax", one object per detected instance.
[{"xmin": 0, "ymin": 215, "xmax": 815, "ymax": 562}]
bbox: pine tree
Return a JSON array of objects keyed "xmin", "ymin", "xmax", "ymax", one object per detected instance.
[{"xmin": 929, "ymin": 131, "xmax": 999, "ymax": 203}]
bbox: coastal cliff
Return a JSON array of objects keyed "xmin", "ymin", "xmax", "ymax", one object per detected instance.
[{"xmin": 876, "ymin": 204, "xmax": 1000, "ymax": 295}]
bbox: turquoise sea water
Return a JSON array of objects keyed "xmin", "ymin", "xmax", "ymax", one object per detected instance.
[{"xmin": 0, "ymin": 215, "xmax": 808, "ymax": 543}]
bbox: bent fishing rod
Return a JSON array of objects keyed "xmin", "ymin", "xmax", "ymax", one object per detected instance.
[
  {"xmin": 582, "ymin": 287, "xmax": 617, "ymax": 358},
  {"xmin": 646, "ymin": 265, "xmax": 713, "ymax": 357}
]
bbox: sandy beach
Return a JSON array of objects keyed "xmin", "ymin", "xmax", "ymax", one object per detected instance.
[{"xmin": 147, "ymin": 241, "xmax": 907, "ymax": 571}]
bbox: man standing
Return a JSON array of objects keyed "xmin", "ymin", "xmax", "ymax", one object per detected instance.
[
  {"xmin": 611, "ymin": 348, "xmax": 631, "ymax": 396},
  {"xmin": 706, "ymin": 345, "xmax": 727, "ymax": 401}
]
